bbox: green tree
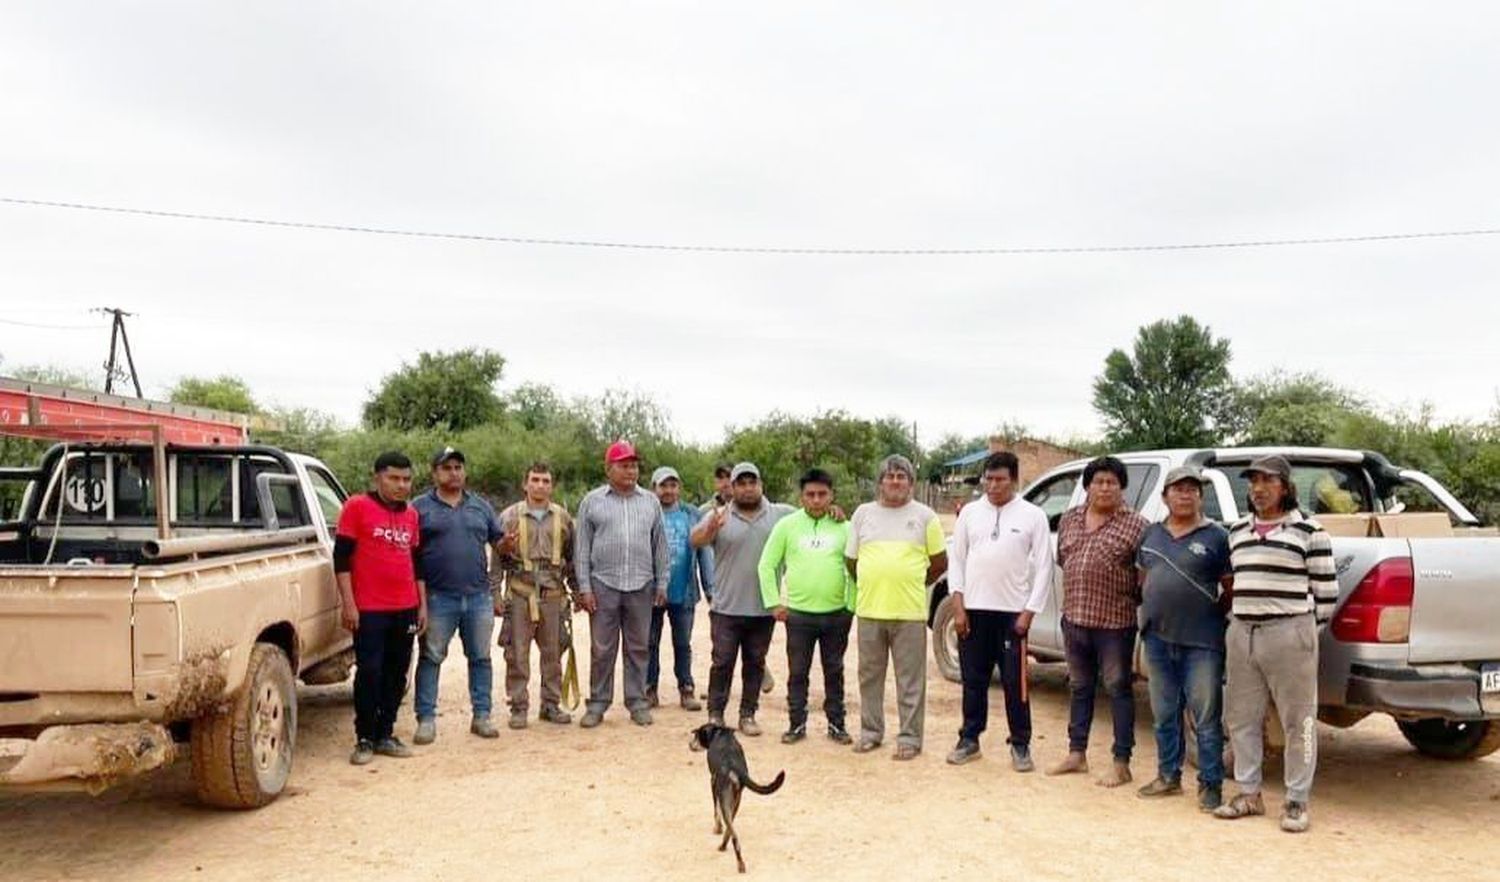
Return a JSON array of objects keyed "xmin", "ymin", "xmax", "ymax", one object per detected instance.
[
  {"xmin": 722, "ymin": 409, "xmax": 920, "ymax": 504},
  {"xmin": 362, "ymin": 348, "xmax": 505, "ymax": 431},
  {"xmin": 167, "ymin": 375, "xmax": 259, "ymax": 413},
  {"xmin": 1092, "ymin": 316, "xmax": 1234, "ymax": 449},
  {"xmin": 252, "ymin": 406, "xmax": 342, "ymax": 457},
  {"xmin": 5, "ymin": 362, "xmax": 102, "ymax": 390},
  {"xmin": 506, "ymin": 382, "xmax": 568, "ymax": 431},
  {"xmin": 1228, "ymin": 371, "xmax": 1365, "ymax": 446}
]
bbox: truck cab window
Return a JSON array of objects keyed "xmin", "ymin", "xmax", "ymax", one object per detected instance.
[
  {"xmin": 49, "ymin": 451, "xmax": 156, "ymax": 522},
  {"xmin": 1124, "ymin": 464, "xmax": 1161, "ymax": 512},
  {"xmin": 1026, "ymin": 471, "xmax": 1081, "ymax": 531},
  {"xmin": 1224, "ymin": 463, "xmax": 1373, "ymax": 515},
  {"xmin": 176, "ymin": 455, "xmax": 234, "ymax": 523},
  {"xmin": 305, "ymin": 467, "xmax": 347, "ymax": 526}
]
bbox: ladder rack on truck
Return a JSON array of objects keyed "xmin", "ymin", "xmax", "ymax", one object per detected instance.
[{"xmin": 0, "ymin": 376, "xmax": 252, "ymax": 540}]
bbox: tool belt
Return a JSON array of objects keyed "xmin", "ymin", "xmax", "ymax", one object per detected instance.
[{"xmin": 505, "ymin": 576, "xmax": 568, "ymax": 623}]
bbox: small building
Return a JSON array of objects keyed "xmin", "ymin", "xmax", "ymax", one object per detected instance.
[{"xmin": 932, "ymin": 435, "xmax": 1086, "ymax": 512}]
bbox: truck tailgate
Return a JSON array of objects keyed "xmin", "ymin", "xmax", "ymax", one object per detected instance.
[
  {"xmin": 0, "ymin": 571, "xmax": 135, "ymax": 692},
  {"xmin": 1407, "ymin": 539, "xmax": 1500, "ymax": 663}
]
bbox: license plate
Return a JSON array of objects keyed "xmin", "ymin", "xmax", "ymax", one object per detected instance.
[{"xmin": 1483, "ymin": 665, "xmax": 1500, "ymax": 694}]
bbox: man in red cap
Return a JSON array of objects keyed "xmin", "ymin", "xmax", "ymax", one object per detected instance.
[{"xmin": 573, "ymin": 440, "xmax": 671, "ymax": 728}]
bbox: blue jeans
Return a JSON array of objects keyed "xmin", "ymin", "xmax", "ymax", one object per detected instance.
[
  {"xmin": 415, "ymin": 590, "xmax": 495, "ymax": 720},
  {"xmin": 648, "ymin": 603, "xmax": 696, "ymax": 692},
  {"xmin": 1143, "ymin": 631, "xmax": 1225, "ymax": 787}
]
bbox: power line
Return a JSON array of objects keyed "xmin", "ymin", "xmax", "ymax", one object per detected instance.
[
  {"xmin": 2, "ymin": 195, "xmax": 1499, "ymax": 256},
  {"xmin": 0, "ymin": 316, "xmax": 104, "ymax": 330}
]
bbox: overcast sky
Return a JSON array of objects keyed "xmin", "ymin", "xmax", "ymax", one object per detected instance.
[{"xmin": 2, "ymin": 3, "xmax": 1497, "ymax": 447}]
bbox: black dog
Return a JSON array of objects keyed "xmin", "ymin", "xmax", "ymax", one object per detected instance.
[{"xmin": 690, "ymin": 723, "xmax": 785, "ymax": 873}]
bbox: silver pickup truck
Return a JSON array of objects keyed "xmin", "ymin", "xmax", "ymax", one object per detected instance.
[{"xmin": 929, "ymin": 446, "xmax": 1500, "ymax": 761}]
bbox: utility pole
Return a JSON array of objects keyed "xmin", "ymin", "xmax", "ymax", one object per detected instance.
[{"xmin": 94, "ymin": 307, "xmax": 143, "ymax": 397}]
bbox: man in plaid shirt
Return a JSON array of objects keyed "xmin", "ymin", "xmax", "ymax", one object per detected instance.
[{"xmin": 1046, "ymin": 456, "xmax": 1148, "ymax": 786}]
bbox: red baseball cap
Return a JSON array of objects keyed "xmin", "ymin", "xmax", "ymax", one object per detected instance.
[{"xmin": 604, "ymin": 440, "xmax": 640, "ymax": 464}]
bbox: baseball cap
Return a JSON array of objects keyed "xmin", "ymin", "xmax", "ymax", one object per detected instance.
[
  {"xmin": 431, "ymin": 446, "xmax": 465, "ymax": 468},
  {"xmin": 1162, "ymin": 465, "xmax": 1208, "ymax": 489},
  {"xmin": 650, "ymin": 466, "xmax": 681, "ymax": 487},
  {"xmin": 604, "ymin": 440, "xmax": 640, "ymax": 464},
  {"xmin": 1240, "ymin": 454, "xmax": 1292, "ymax": 481},
  {"xmin": 730, "ymin": 462, "xmax": 760, "ymax": 481}
]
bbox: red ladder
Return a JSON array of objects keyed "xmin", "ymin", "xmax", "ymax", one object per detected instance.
[{"xmin": 0, "ymin": 377, "xmax": 249, "ymax": 445}]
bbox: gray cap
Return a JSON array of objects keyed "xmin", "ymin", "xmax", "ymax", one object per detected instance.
[
  {"xmin": 1162, "ymin": 465, "xmax": 1209, "ymax": 490},
  {"xmin": 729, "ymin": 462, "xmax": 760, "ymax": 481},
  {"xmin": 1240, "ymin": 454, "xmax": 1292, "ymax": 481},
  {"xmin": 650, "ymin": 466, "xmax": 681, "ymax": 487}
]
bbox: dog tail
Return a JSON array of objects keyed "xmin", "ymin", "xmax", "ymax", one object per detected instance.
[{"xmin": 741, "ymin": 770, "xmax": 785, "ymax": 795}]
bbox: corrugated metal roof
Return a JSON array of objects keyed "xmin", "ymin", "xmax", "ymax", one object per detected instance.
[{"xmin": 943, "ymin": 449, "xmax": 990, "ymax": 467}]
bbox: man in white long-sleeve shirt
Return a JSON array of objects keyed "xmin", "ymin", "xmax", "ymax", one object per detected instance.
[{"xmin": 946, "ymin": 452, "xmax": 1054, "ymax": 772}]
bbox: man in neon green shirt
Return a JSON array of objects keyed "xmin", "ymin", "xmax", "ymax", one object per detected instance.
[
  {"xmin": 758, "ymin": 468, "xmax": 854, "ymax": 746},
  {"xmin": 845, "ymin": 454, "xmax": 947, "ymax": 761}
]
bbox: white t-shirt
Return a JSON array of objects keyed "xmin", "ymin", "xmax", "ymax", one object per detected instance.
[{"xmin": 949, "ymin": 495, "xmax": 1054, "ymax": 613}]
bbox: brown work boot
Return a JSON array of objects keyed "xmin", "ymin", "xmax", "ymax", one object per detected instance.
[
  {"xmin": 1096, "ymin": 760, "xmax": 1133, "ymax": 788},
  {"xmin": 1046, "ymin": 751, "xmax": 1089, "ymax": 776},
  {"xmin": 646, "ymin": 686, "xmax": 660, "ymax": 709},
  {"xmin": 679, "ymin": 689, "xmax": 702, "ymax": 712}
]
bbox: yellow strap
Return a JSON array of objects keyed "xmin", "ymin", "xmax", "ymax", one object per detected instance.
[
  {"xmin": 512, "ymin": 502, "xmax": 565, "ymax": 572},
  {"xmin": 549, "ymin": 504, "xmax": 563, "ymax": 567},
  {"xmin": 508, "ymin": 577, "xmax": 542, "ymax": 623},
  {"xmin": 560, "ymin": 612, "xmax": 580, "ymax": 711}
]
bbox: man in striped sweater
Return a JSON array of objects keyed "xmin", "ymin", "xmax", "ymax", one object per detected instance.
[{"xmin": 1214, "ymin": 455, "xmax": 1337, "ymax": 833}]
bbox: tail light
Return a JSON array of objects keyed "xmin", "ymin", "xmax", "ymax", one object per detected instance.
[{"xmin": 1331, "ymin": 557, "xmax": 1414, "ymax": 643}]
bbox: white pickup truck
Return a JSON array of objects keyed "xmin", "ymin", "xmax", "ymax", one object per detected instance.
[{"xmin": 929, "ymin": 446, "xmax": 1500, "ymax": 760}]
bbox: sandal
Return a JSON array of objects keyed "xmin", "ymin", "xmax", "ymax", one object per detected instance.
[
  {"xmin": 1212, "ymin": 792, "xmax": 1266, "ymax": 820},
  {"xmin": 892, "ymin": 744, "xmax": 921, "ymax": 762},
  {"xmin": 852, "ymin": 739, "xmax": 882, "ymax": 754}
]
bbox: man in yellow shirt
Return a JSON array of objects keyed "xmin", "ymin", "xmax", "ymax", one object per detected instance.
[{"xmin": 845, "ymin": 455, "xmax": 947, "ymax": 761}]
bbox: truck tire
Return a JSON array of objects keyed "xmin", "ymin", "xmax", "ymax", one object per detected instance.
[
  {"xmin": 1396, "ymin": 718, "xmax": 1500, "ymax": 761},
  {"xmin": 931, "ymin": 594, "xmax": 962, "ymax": 683},
  {"xmin": 191, "ymin": 643, "xmax": 297, "ymax": 809}
]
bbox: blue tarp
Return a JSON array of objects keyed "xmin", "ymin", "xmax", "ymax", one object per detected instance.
[{"xmin": 942, "ymin": 449, "xmax": 989, "ymax": 468}]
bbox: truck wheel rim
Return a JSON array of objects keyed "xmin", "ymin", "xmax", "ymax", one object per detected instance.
[{"xmin": 252, "ymin": 681, "xmax": 287, "ymax": 774}]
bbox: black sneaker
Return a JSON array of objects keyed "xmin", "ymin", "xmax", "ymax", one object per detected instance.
[
  {"xmin": 1010, "ymin": 743, "xmax": 1035, "ymax": 773},
  {"xmin": 946, "ymin": 739, "xmax": 981, "ymax": 765},
  {"xmin": 827, "ymin": 725, "xmax": 853, "ymax": 745},
  {"xmin": 374, "ymin": 736, "xmax": 413, "ymax": 758},
  {"xmin": 350, "ymin": 740, "xmax": 375, "ymax": 765},
  {"xmin": 781, "ymin": 725, "xmax": 807, "ymax": 745},
  {"xmin": 1198, "ymin": 783, "xmax": 1224, "ymax": 812}
]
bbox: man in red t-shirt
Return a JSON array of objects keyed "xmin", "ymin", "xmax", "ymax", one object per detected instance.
[{"xmin": 336, "ymin": 451, "xmax": 428, "ymax": 765}]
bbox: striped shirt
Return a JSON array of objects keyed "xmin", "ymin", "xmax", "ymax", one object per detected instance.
[
  {"xmin": 573, "ymin": 484, "xmax": 671, "ymax": 595},
  {"xmin": 1227, "ymin": 510, "xmax": 1337, "ymax": 623}
]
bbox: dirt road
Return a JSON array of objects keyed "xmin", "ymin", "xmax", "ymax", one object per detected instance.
[{"xmin": 3, "ymin": 611, "xmax": 1497, "ymax": 881}]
